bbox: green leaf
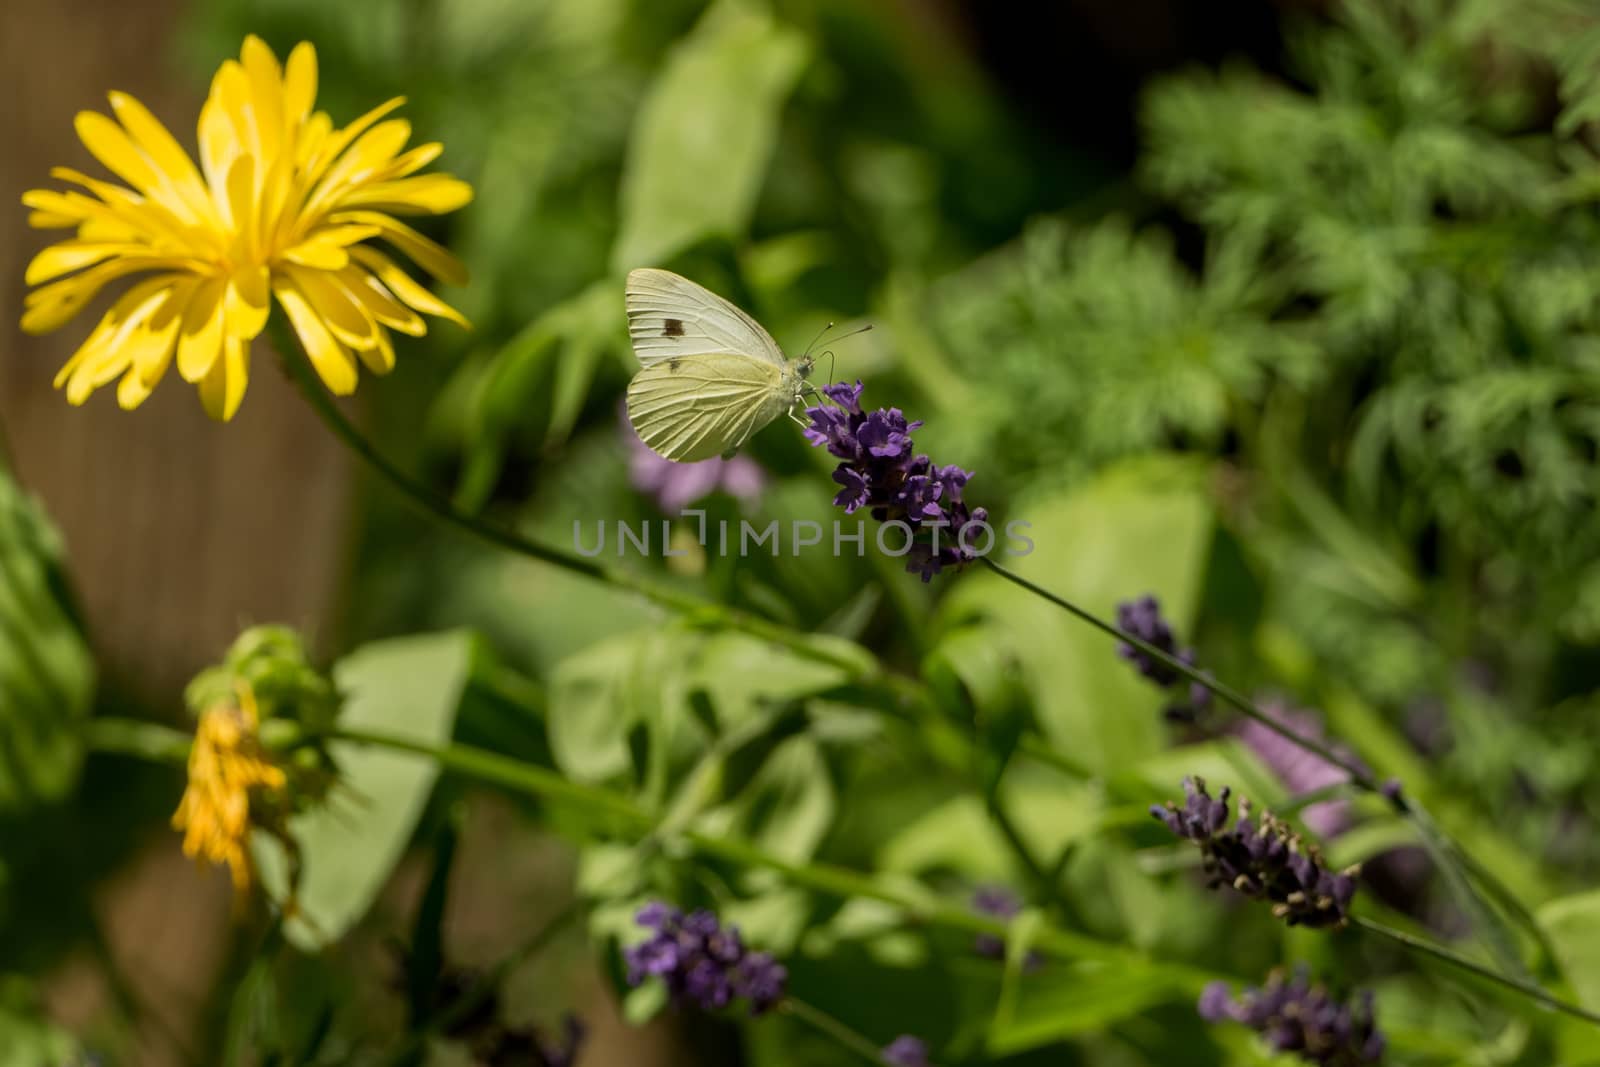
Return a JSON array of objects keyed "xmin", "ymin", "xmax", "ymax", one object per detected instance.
[
  {"xmin": 985, "ymin": 958, "xmax": 1180, "ymax": 1056},
  {"xmin": 877, "ymin": 794, "xmax": 1016, "ymax": 882},
  {"xmin": 611, "ymin": 0, "xmax": 810, "ymax": 269},
  {"xmin": 1540, "ymin": 890, "xmax": 1600, "ymax": 1011},
  {"xmin": 936, "ymin": 456, "xmax": 1214, "ymax": 774},
  {"xmin": 256, "ymin": 631, "xmax": 474, "ymax": 950},
  {"xmin": 0, "ymin": 976, "xmax": 77, "ymax": 1067},
  {"xmin": 0, "ymin": 472, "xmax": 93, "ymax": 812},
  {"xmin": 698, "ymin": 735, "xmax": 835, "ymax": 864}
]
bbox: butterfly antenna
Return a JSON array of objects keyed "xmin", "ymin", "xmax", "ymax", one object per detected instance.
[{"xmin": 801, "ymin": 321, "xmax": 835, "ymax": 360}]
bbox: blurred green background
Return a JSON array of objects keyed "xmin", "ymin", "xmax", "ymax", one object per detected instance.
[{"xmin": 7, "ymin": 0, "xmax": 1600, "ymax": 1064}]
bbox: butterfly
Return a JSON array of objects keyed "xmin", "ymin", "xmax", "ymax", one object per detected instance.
[{"xmin": 624, "ymin": 268, "xmax": 815, "ymax": 462}]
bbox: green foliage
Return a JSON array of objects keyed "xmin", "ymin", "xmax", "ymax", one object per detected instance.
[
  {"xmin": 0, "ymin": 470, "xmax": 91, "ymax": 813},
  {"xmin": 936, "ymin": 457, "xmax": 1214, "ymax": 771},
  {"xmin": 38, "ymin": 0, "xmax": 1600, "ymax": 1063},
  {"xmin": 255, "ymin": 630, "xmax": 475, "ymax": 950},
  {"xmin": 612, "ymin": 0, "xmax": 810, "ymax": 270},
  {"xmin": 0, "ymin": 977, "xmax": 77, "ymax": 1067}
]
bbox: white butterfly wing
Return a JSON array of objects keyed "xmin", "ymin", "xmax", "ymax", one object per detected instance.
[
  {"xmin": 626, "ymin": 268, "xmax": 786, "ymax": 369},
  {"xmin": 626, "ymin": 353, "xmax": 789, "ymax": 462}
]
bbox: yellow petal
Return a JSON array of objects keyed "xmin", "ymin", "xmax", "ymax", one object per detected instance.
[
  {"xmin": 303, "ymin": 120, "xmax": 412, "ymax": 218},
  {"xmin": 22, "ymin": 256, "xmax": 189, "ymax": 334},
  {"xmin": 178, "ymin": 277, "xmax": 226, "ymax": 382},
  {"xmin": 198, "ymin": 334, "xmax": 249, "ymax": 421},
  {"xmin": 283, "ymin": 42, "xmax": 318, "ymax": 132},
  {"xmin": 385, "ymin": 142, "xmax": 444, "ymax": 180},
  {"xmin": 224, "ymin": 264, "xmax": 271, "ymax": 342},
  {"xmin": 348, "ymin": 246, "xmax": 470, "ymax": 327},
  {"xmin": 74, "ymin": 111, "xmax": 163, "ymax": 199},
  {"xmin": 336, "ymin": 212, "xmax": 469, "ymax": 287},
  {"xmin": 303, "ymin": 97, "xmax": 405, "ymax": 189},
  {"xmin": 24, "ymin": 241, "xmax": 129, "ymax": 285},
  {"xmin": 211, "ymin": 60, "xmax": 255, "ymax": 158},
  {"xmin": 340, "ymin": 174, "xmax": 474, "ymax": 215},
  {"xmin": 106, "ymin": 91, "xmax": 213, "ymax": 225},
  {"xmin": 28, "ymin": 211, "xmax": 78, "ymax": 229},
  {"xmin": 197, "ymin": 97, "xmax": 237, "ymax": 202},
  {"xmin": 282, "ymin": 265, "xmax": 376, "ymax": 349},
  {"xmin": 48, "ymin": 167, "xmax": 192, "ymax": 245},
  {"xmin": 58, "ymin": 278, "xmax": 173, "ymax": 400},
  {"xmin": 240, "ymin": 36, "xmax": 285, "ymax": 161},
  {"xmin": 136, "ymin": 279, "xmax": 190, "ymax": 386},
  {"xmin": 338, "ymin": 263, "xmax": 425, "ymax": 336},
  {"xmin": 273, "ymin": 281, "xmax": 358, "ymax": 395},
  {"xmin": 295, "ymin": 111, "xmax": 333, "ymax": 169},
  {"xmin": 279, "ymin": 225, "xmax": 379, "ymax": 270},
  {"xmin": 359, "ymin": 325, "xmax": 396, "ymax": 375},
  {"xmin": 222, "ymin": 153, "xmax": 258, "ymax": 259}
]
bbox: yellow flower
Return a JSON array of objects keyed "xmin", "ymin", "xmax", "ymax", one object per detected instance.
[
  {"xmin": 172, "ymin": 682, "xmax": 287, "ymax": 893},
  {"xmin": 21, "ymin": 35, "xmax": 472, "ymax": 420}
]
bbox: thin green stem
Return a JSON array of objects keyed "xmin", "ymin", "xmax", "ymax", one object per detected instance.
[
  {"xmin": 1352, "ymin": 916, "xmax": 1600, "ymax": 1026},
  {"xmin": 979, "ymin": 557, "xmax": 1383, "ymax": 795},
  {"xmin": 978, "ymin": 557, "xmax": 1550, "ymax": 984},
  {"xmin": 85, "ymin": 717, "xmax": 194, "ymax": 765},
  {"xmin": 326, "ymin": 727, "xmax": 1182, "ymax": 973},
  {"xmin": 272, "ymin": 338, "xmax": 865, "ymax": 676},
  {"xmin": 85, "ymin": 718, "xmax": 1599, "ymax": 1027},
  {"xmin": 781, "ymin": 997, "xmax": 886, "ymax": 1064},
  {"xmin": 330, "ymin": 726, "xmax": 650, "ymax": 827}
]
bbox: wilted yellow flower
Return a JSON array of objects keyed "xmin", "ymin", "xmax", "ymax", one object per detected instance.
[
  {"xmin": 21, "ymin": 35, "xmax": 472, "ymax": 420},
  {"xmin": 172, "ymin": 682, "xmax": 287, "ymax": 893}
]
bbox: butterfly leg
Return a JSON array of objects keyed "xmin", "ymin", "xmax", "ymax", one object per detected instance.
[{"xmin": 786, "ymin": 394, "xmax": 812, "ymax": 428}]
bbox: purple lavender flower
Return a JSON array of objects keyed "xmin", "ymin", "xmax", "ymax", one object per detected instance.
[
  {"xmin": 622, "ymin": 405, "xmax": 766, "ymax": 512},
  {"xmin": 734, "ymin": 951, "xmax": 788, "ymax": 1014},
  {"xmin": 972, "ymin": 885, "xmax": 1022, "ymax": 959},
  {"xmin": 1200, "ymin": 970, "xmax": 1385, "ymax": 1065},
  {"xmin": 1115, "ymin": 594, "xmax": 1211, "ymax": 715},
  {"xmin": 881, "ymin": 1035, "xmax": 930, "ymax": 1066},
  {"xmin": 1151, "ymin": 777, "xmax": 1361, "ymax": 928},
  {"xmin": 1236, "ymin": 703, "xmax": 1356, "ymax": 837},
  {"xmin": 474, "ymin": 1014, "xmax": 586, "ymax": 1067},
  {"xmin": 969, "ymin": 885, "xmax": 1042, "ymax": 970},
  {"xmin": 623, "ymin": 902, "xmax": 787, "ymax": 1016},
  {"xmin": 804, "ymin": 381, "xmax": 990, "ymax": 581}
]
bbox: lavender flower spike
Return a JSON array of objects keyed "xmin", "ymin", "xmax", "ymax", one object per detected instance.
[
  {"xmin": 1200, "ymin": 970, "xmax": 1385, "ymax": 1065},
  {"xmin": 623, "ymin": 901, "xmax": 788, "ymax": 1016},
  {"xmin": 882, "ymin": 1035, "xmax": 931, "ymax": 1066},
  {"xmin": 1151, "ymin": 777, "xmax": 1360, "ymax": 928},
  {"xmin": 804, "ymin": 380, "xmax": 989, "ymax": 581},
  {"xmin": 1115, "ymin": 594, "xmax": 1211, "ymax": 714}
]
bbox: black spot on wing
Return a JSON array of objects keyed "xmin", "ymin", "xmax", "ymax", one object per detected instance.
[
  {"xmin": 662, "ymin": 318, "xmax": 685, "ymax": 337},
  {"xmin": 668, "ymin": 358, "xmax": 681, "ymax": 372}
]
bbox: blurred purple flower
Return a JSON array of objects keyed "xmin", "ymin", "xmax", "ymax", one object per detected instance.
[
  {"xmin": 881, "ymin": 1035, "xmax": 930, "ymax": 1066},
  {"xmin": 1236, "ymin": 702, "xmax": 1355, "ymax": 837},
  {"xmin": 1114, "ymin": 594, "xmax": 1211, "ymax": 716},
  {"xmin": 624, "ymin": 902, "xmax": 787, "ymax": 1015},
  {"xmin": 805, "ymin": 381, "xmax": 988, "ymax": 581},
  {"xmin": 1200, "ymin": 970, "xmax": 1385, "ymax": 1065},
  {"xmin": 621, "ymin": 405, "xmax": 765, "ymax": 512},
  {"xmin": 971, "ymin": 886, "xmax": 1042, "ymax": 970},
  {"xmin": 1151, "ymin": 777, "xmax": 1360, "ymax": 928}
]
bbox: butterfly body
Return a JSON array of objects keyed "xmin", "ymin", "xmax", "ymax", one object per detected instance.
[{"xmin": 624, "ymin": 269, "xmax": 813, "ymax": 462}]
